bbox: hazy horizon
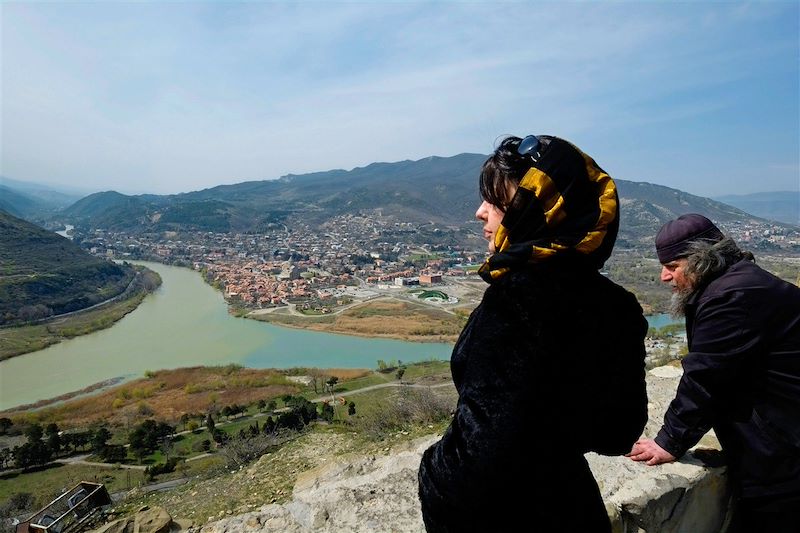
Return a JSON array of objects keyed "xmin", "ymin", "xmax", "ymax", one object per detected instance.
[
  {"xmin": 2, "ymin": 2, "xmax": 798, "ymax": 198},
  {"xmin": 2, "ymin": 156, "xmax": 799, "ymax": 201}
]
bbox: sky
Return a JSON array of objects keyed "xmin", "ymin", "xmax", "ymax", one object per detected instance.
[{"xmin": 1, "ymin": 1, "xmax": 798, "ymax": 198}]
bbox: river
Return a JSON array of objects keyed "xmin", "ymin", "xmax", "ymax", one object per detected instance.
[
  {"xmin": 0, "ymin": 261, "xmax": 682, "ymax": 411},
  {"xmin": 0, "ymin": 261, "xmax": 453, "ymax": 411}
]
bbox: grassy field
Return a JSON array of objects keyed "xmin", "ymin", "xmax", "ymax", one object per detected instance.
[
  {"xmin": 1, "ymin": 366, "xmax": 304, "ymax": 428},
  {"xmin": 0, "ymin": 360, "xmax": 455, "ymax": 525},
  {"xmin": 251, "ymin": 299, "xmax": 465, "ymax": 343},
  {"xmin": 0, "ymin": 284, "xmax": 154, "ymax": 361}
]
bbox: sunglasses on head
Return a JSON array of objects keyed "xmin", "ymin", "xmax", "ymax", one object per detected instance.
[{"xmin": 517, "ymin": 135, "xmax": 542, "ymax": 162}]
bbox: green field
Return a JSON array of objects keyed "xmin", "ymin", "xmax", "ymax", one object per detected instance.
[{"xmin": 0, "ymin": 360, "xmax": 456, "ymax": 523}]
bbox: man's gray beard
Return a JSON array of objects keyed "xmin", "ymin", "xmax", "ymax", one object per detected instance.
[{"xmin": 669, "ymin": 288, "xmax": 694, "ymax": 318}]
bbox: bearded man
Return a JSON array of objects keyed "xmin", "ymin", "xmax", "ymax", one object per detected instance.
[{"xmin": 627, "ymin": 213, "xmax": 800, "ymax": 532}]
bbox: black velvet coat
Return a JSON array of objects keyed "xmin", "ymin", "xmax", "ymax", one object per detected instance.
[
  {"xmin": 654, "ymin": 259, "xmax": 800, "ymax": 499},
  {"xmin": 418, "ymin": 261, "xmax": 648, "ymax": 533}
]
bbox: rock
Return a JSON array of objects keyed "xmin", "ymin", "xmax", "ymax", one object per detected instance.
[
  {"xmin": 172, "ymin": 518, "xmax": 196, "ymax": 531},
  {"xmin": 88, "ymin": 506, "xmax": 174, "ymax": 533},
  {"xmin": 134, "ymin": 506, "xmax": 173, "ymax": 533}
]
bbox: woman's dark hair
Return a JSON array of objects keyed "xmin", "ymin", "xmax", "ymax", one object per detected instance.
[{"xmin": 480, "ymin": 136, "xmax": 546, "ymax": 208}]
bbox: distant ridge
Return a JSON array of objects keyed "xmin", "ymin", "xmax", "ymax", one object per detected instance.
[
  {"xmin": 0, "ymin": 176, "xmax": 84, "ymax": 221},
  {"xmin": 714, "ymin": 191, "xmax": 799, "ymax": 225},
  {"xmin": 0, "ymin": 185, "xmax": 36, "ymax": 218},
  {"xmin": 53, "ymin": 153, "xmax": 783, "ymax": 249}
]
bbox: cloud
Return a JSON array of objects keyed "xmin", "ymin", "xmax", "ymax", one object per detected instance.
[{"xmin": 1, "ymin": 2, "xmax": 797, "ymax": 196}]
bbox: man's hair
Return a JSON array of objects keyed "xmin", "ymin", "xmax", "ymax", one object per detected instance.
[
  {"xmin": 684, "ymin": 236, "xmax": 754, "ymax": 289},
  {"xmin": 669, "ymin": 237, "xmax": 753, "ymax": 317}
]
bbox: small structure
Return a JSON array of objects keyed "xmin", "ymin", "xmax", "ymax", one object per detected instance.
[
  {"xmin": 419, "ymin": 273, "xmax": 442, "ymax": 285},
  {"xmin": 17, "ymin": 482, "xmax": 111, "ymax": 533}
]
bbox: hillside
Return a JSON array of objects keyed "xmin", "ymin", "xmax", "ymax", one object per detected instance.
[
  {"xmin": 55, "ymin": 153, "xmax": 792, "ymax": 252},
  {"xmin": 0, "ymin": 210, "xmax": 137, "ymax": 324}
]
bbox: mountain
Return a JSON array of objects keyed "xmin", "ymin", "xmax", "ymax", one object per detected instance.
[
  {"xmin": 714, "ymin": 191, "xmax": 799, "ymax": 226},
  {"xmin": 58, "ymin": 153, "xmax": 784, "ymax": 249},
  {"xmin": 0, "ymin": 176, "xmax": 85, "ymax": 221},
  {"xmin": 0, "ymin": 185, "xmax": 39, "ymax": 218},
  {"xmin": 0, "ymin": 209, "xmax": 136, "ymax": 324}
]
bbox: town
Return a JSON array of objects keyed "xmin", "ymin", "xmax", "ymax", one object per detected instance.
[
  {"xmin": 67, "ymin": 212, "xmax": 800, "ymax": 317},
  {"xmin": 69, "ymin": 213, "xmax": 492, "ymax": 316}
]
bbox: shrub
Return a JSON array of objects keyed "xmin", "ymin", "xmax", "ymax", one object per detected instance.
[
  {"xmin": 191, "ymin": 439, "xmax": 212, "ymax": 453},
  {"xmin": 356, "ymin": 387, "xmax": 453, "ymax": 440},
  {"xmin": 145, "ymin": 457, "xmax": 181, "ymax": 480},
  {"xmin": 218, "ymin": 430, "xmax": 295, "ymax": 469},
  {"xmin": 0, "ymin": 492, "xmax": 36, "ymax": 518}
]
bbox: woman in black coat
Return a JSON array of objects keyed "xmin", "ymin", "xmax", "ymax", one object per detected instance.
[{"xmin": 418, "ymin": 135, "xmax": 648, "ymax": 532}]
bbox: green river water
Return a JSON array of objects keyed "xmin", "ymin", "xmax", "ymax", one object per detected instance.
[{"xmin": 0, "ymin": 261, "xmax": 453, "ymax": 411}]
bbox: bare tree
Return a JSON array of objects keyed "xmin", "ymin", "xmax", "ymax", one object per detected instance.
[{"xmin": 218, "ymin": 430, "xmax": 296, "ymax": 469}]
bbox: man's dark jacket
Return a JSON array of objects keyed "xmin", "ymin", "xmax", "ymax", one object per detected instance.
[
  {"xmin": 655, "ymin": 259, "xmax": 800, "ymax": 498},
  {"xmin": 418, "ymin": 261, "xmax": 648, "ymax": 532}
]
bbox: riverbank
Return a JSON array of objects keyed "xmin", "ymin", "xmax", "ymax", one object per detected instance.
[
  {"xmin": 247, "ymin": 299, "xmax": 465, "ymax": 344},
  {"xmin": 0, "ymin": 266, "xmax": 162, "ymax": 361}
]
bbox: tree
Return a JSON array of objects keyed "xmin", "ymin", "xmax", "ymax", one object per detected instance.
[
  {"xmin": 179, "ymin": 413, "xmax": 190, "ymax": 431},
  {"xmin": 206, "ymin": 413, "xmax": 216, "ymax": 434},
  {"xmin": 100, "ymin": 444, "xmax": 127, "ymax": 463},
  {"xmin": 129, "ymin": 425, "xmax": 154, "ymax": 463},
  {"xmin": 308, "ymin": 368, "xmax": 325, "ymax": 393},
  {"xmin": 91, "ymin": 427, "xmax": 112, "ymax": 454},
  {"xmin": 14, "ymin": 441, "xmax": 51, "ymax": 470},
  {"xmin": 257, "ymin": 399, "xmax": 266, "ymax": 411},
  {"xmin": 24, "ymin": 424, "xmax": 43, "ymax": 444},
  {"xmin": 160, "ymin": 438, "xmax": 173, "ymax": 461},
  {"xmin": 70, "ymin": 431, "xmax": 92, "ymax": 452},
  {"xmin": 348, "ymin": 401, "xmax": 356, "ymax": 416},
  {"xmin": 0, "ymin": 418, "xmax": 13, "ymax": 435},
  {"xmin": 396, "ymin": 367, "xmax": 406, "ymax": 381},
  {"xmin": 320, "ymin": 402, "xmax": 334, "ymax": 422},
  {"xmin": 45, "ymin": 424, "xmax": 61, "ymax": 456},
  {"xmin": 128, "ymin": 419, "xmax": 171, "ymax": 463},
  {"xmin": 263, "ymin": 416, "xmax": 276, "ymax": 434},
  {"xmin": 211, "ymin": 429, "xmax": 228, "ymax": 445},
  {"xmin": 0, "ymin": 448, "xmax": 13, "ymax": 469},
  {"xmin": 156, "ymin": 421, "xmax": 175, "ymax": 440},
  {"xmin": 326, "ymin": 376, "xmax": 339, "ymax": 393}
]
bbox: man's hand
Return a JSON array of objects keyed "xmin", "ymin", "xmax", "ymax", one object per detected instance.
[{"xmin": 626, "ymin": 439, "xmax": 677, "ymax": 466}]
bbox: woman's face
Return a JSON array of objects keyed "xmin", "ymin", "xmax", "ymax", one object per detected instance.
[
  {"xmin": 475, "ymin": 199, "xmax": 509, "ymax": 253},
  {"xmin": 476, "ymin": 179, "xmax": 517, "ymax": 252}
]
